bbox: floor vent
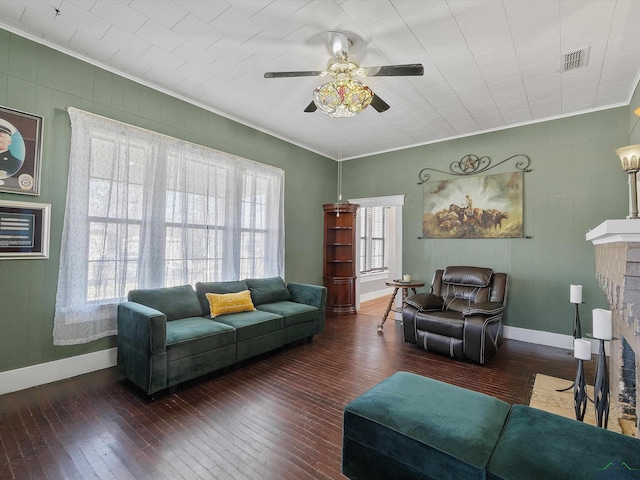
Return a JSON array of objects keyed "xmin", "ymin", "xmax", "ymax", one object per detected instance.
[{"xmin": 562, "ymin": 47, "xmax": 589, "ymax": 71}]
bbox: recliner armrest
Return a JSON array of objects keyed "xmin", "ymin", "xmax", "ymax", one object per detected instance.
[
  {"xmin": 462, "ymin": 302, "xmax": 504, "ymax": 317},
  {"xmin": 405, "ymin": 293, "xmax": 444, "ymax": 312}
]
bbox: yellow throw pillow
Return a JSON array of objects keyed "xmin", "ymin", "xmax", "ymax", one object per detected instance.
[{"xmin": 206, "ymin": 290, "xmax": 255, "ymax": 318}]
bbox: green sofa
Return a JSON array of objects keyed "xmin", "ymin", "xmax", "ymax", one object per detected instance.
[
  {"xmin": 117, "ymin": 277, "xmax": 326, "ymax": 395},
  {"xmin": 343, "ymin": 371, "xmax": 640, "ymax": 480}
]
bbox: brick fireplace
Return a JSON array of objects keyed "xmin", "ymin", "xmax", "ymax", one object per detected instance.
[{"xmin": 587, "ymin": 219, "xmax": 640, "ymax": 436}]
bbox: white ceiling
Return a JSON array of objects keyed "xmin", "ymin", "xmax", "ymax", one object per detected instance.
[{"xmin": 2, "ymin": 0, "xmax": 640, "ymax": 160}]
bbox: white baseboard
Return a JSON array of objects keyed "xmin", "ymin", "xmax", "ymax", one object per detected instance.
[
  {"xmin": 360, "ymin": 287, "xmax": 402, "ymax": 320},
  {"xmin": 0, "ymin": 326, "xmax": 606, "ymax": 396},
  {"xmin": 0, "ymin": 347, "xmax": 117, "ymax": 395},
  {"xmin": 360, "ymin": 287, "xmax": 394, "ymax": 303},
  {"xmin": 503, "ymin": 326, "xmax": 603, "ymax": 354}
]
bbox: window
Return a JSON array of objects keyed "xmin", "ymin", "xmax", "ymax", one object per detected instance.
[
  {"xmin": 360, "ymin": 206, "xmax": 389, "ymax": 274},
  {"xmin": 54, "ymin": 108, "xmax": 284, "ymax": 345}
]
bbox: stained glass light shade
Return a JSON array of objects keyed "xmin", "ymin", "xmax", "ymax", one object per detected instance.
[{"xmin": 313, "ymin": 79, "xmax": 373, "ymax": 118}]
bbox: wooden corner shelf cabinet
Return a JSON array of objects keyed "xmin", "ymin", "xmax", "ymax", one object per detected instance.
[{"xmin": 323, "ymin": 203, "xmax": 359, "ymax": 314}]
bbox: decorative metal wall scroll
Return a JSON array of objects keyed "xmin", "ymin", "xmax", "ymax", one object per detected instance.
[{"xmin": 417, "ymin": 153, "xmax": 531, "ymax": 185}]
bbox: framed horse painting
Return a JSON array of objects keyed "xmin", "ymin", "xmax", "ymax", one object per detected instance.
[{"xmin": 422, "ymin": 171, "xmax": 524, "ymax": 239}]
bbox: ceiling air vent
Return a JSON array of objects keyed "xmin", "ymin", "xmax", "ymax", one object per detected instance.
[{"xmin": 562, "ymin": 47, "xmax": 589, "ymax": 71}]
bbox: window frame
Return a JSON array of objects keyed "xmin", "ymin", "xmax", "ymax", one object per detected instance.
[
  {"xmin": 359, "ymin": 205, "xmax": 390, "ymax": 275},
  {"xmin": 54, "ymin": 108, "xmax": 284, "ymax": 345}
]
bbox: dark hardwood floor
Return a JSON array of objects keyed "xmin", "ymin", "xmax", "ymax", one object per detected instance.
[{"xmin": 0, "ymin": 309, "xmax": 586, "ymax": 480}]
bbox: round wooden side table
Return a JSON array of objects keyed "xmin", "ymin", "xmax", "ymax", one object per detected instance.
[{"xmin": 378, "ymin": 280, "xmax": 425, "ymax": 333}]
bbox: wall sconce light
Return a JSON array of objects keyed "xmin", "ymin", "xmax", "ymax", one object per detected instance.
[{"xmin": 615, "ymin": 144, "xmax": 640, "ymax": 219}]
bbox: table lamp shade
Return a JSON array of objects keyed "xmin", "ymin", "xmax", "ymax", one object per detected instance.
[{"xmin": 615, "ymin": 144, "xmax": 640, "ymax": 173}]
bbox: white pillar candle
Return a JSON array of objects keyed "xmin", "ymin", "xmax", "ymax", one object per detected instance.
[
  {"xmin": 569, "ymin": 284, "xmax": 582, "ymax": 304},
  {"xmin": 574, "ymin": 338, "xmax": 591, "ymax": 360},
  {"xmin": 403, "ymin": 274, "xmax": 411, "ymax": 282},
  {"xmin": 592, "ymin": 308, "xmax": 612, "ymax": 340}
]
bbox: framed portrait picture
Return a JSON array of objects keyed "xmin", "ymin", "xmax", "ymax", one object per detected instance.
[
  {"xmin": 0, "ymin": 200, "xmax": 50, "ymax": 259},
  {"xmin": 0, "ymin": 106, "xmax": 43, "ymax": 195}
]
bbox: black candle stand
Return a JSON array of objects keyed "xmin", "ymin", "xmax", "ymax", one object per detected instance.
[
  {"xmin": 573, "ymin": 356, "xmax": 588, "ymax": 421},
  {"xmin": 557, "ymin": 301, "xmax": 585, "ymax": 394},
  {"xmin": 572, "ymin": 302, "xmax": 582, "ymax": 339},
  {"xmin": 586, "ymin": 334, "xmax": 617, "ymax": 429}
]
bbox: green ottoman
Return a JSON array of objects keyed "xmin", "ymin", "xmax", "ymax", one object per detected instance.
[
  {"xmin": 342, "ymin": 371, "xmax": 512, "ymax": 480},
  {"xmin": 487, "ymin": 405, "xmax": 640, "ymax": 480}
]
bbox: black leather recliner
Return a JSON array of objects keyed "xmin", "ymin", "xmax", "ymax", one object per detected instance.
[{"xmin": 402, "ymin": 266, "xmax": 508, "ymax": 364}]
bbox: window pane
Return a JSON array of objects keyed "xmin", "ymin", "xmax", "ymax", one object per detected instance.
[
  {"xmin": 360, "ymin": 206, "xmax": 389, "ymax": 273},
  {"xmin": 86, "ymin": 215, "xmax": 141, "ymax": 302},
  {"xmin": 208, "ymin": 195, "xmax": 225, "ymax": 226},
  {"xmin": 240, "ymin": 231, "xmax": 266, "ymax": 279}
]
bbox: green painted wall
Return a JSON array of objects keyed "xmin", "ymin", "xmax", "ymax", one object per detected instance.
[
  {"xmin": 631, "ymin": 83, "xmax": 640, "ymax": 144},
  {"xmin": 0, "ymin": 30, "xmax": 336, "ymax": 373},
  {"xmin": 1, "ymin": 25, "xmax": 638, "ymax": 374},
  {"xmin": 342, "ymin": 107, "xmax": 632, "ymax": 336}
]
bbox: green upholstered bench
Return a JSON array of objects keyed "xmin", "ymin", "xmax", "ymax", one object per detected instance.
[
  {"xmin": 488, "ymin": 404, "xmax": 640, "ymax": 480},
  {"xmin": 343, "ymin": 372, "xmax": 640, "ymax": 480},
  {"xmin": 342, "ymin": 371, "xmax": 512, "ymax": 480}
]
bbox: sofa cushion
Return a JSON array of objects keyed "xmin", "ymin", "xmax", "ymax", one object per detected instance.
[
  {"xmin": 205, "ymin": 290, "xmax": 255, "ymax": 318},
  {"xmin": 343, "ymin": 372, "xmax": 511, "ymax": 480},
  {"xmin": 246, "ymin": 276, "xmax": 291, "ymax": 305},
  {"xmin": 287, "ymin": 282, "xmax": 327, "ymax": 310},
  {"xmin": 256, "ymin": 301, "xmax": 318, "ymax": 327},
  {"xmin": 166, "ymin": 317, "xmax": 235, "ymax": 345},
  {"xmin": 195, "ymin": 280, "xmax": 249, "ymax": 316},
  {"xmin": 165, "ymin": 317, "xmax": 236, "ymax": 361},
  {"xmin": 213, "ymin": 309, "xmax": 283, "ymax": 342},
  {"xmin": 487, "ymin": 404, "xmax": 640, "ymax": 480},
  {"xmin": 128, "ymin": 285, "xmax": 202, "ymax": 321}
]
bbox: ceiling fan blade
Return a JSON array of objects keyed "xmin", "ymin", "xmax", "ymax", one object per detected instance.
[
  {"xmin": 304, "ymin": 101, "xmax": 318, "ymax": 113},
  {"xmin": 264, "ymin": 71, "xmax": 324, "ymax": 78},
  {"xmin": 362, "ymin": 63, "xmax": 424, "ymax": 77},
  {"xmin": 370, "ymin": 94, "xmax": 390, "ymax": 113}
]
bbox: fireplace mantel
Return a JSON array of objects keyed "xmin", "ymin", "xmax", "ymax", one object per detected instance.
[
  {"xmin": 586, "ymin": 218, "xmax": 640, "ymax": 244},
  {"xmin": 586, "ymin": 218, "xmax": 639, "ymax": 435}
]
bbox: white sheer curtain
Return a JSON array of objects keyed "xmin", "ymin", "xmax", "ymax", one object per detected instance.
[{"xmin": 53, "ymin": 108, "xmax": 284, "ymax": 345}]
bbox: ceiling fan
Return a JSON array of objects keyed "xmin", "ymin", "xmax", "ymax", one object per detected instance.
[{"xmin": 263, "ymin": 31, "xmax": 424, "ymax": 118}]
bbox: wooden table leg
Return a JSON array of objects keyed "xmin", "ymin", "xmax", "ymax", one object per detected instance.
[
  {"xmin": 402, "ymin": 287, "xmax": 417, "ymax": 303},
  {"xmin": 398, "ymin": 288, "xmax": 417, "ymax": 327},
  {"xmin": 378, "ymin": 287, "xmax": 399, "ymax": 333}
]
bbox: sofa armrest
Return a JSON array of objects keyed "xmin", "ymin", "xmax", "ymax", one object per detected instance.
[
  {"xmin": 462, "ymin": 302, "xmax": 504, "ymax": 317},
  {"xmin": 118, "ymin": 301, "xmax": 167, "ymax": 354},
  {"xmin": 405, "ymin": 293, "xmax": 444, "ymax": 312},
  {"xmin": 287, "ymin": 282, "xmax": 327, "ymax": 311},
  {"xmin": 117, "ymin": 301, "xmax": 169, "ymax": 394}
]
